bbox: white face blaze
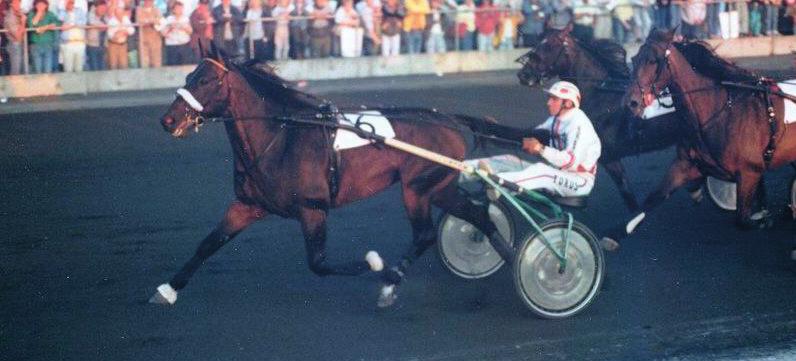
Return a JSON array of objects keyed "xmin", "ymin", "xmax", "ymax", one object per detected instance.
[{"xmin": 176, "ymin": 88, "xmax": 205, "ymax": 112}]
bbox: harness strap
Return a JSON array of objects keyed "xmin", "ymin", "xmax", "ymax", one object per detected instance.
[{"xmin": 763, "ymin": 83, "xmax": 778, "ymax": 169}]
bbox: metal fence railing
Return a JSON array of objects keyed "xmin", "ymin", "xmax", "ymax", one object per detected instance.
[{"xmin": 0, "ymin": 1, "xmax": 792, "ymax": 76}]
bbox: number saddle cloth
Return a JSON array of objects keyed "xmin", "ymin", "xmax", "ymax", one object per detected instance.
[{"xmin": 332, "ymin": 111, "xmax": 396, "ymax": 151}]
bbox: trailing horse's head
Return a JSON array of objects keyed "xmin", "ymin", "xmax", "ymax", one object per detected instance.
[
  {"xmin": 161, "ymin": 42, "xmax": 233, "ymax": 138},
  {"xmin": 625, "ymin": 28, "xmax": 676, "ymax": 118},
  {"xmin": 516, "ymin": 23, "xmax": 575, "ymax": 87}
]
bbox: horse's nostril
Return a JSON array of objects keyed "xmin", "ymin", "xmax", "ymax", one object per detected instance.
[
  {"xmin": 163, "ymin": 117, "xmax": 174, "ymax": 126},
  {"xmin": 629, "ymin": 100, "xmax": 639, "ymax": 109}
]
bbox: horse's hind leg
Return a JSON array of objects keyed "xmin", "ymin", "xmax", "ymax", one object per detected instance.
[
  {"xmin": 149, "ymin": 201, "xmax": 266, "ymax": 305},
  {"xmin": 376, "ymin": 183, "xmax": 439, "ymax": 307},
  {"xmin": 432, "ymin": 181, "xmax": 514, "ymax": 261},
  {"xmin": 300, "ymin": 206, "xmax": 372, "ymax": 277},
  {"xmin": 603, "ymin": 160, "xmax": 640, "ymax": 212}
]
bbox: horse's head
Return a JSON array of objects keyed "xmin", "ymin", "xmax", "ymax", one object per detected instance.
[
  {"xmin": 516, "ymin": 23, "xmax": 576, "ymax": 87},
  {"xmin": 625, "ymin": 28, "xmax": 676, "ymax": 118},
  {"xmin": 161, "ymin": 42, "xmax": 234, "ymax": 138}
]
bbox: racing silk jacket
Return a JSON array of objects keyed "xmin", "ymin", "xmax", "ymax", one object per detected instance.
[{"xmin": 535, "ymin": 108, "xmax": 601, "ymax": 177}]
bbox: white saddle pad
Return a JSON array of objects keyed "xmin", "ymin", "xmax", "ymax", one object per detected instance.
[
  {"xmin": 333, "ymin": 111, "xmax": 396, "ymax": 151},
  {"xmin": 778, "ymin": 80, "xmax": 796, "ymax": 124},
  {"xmin": 642, "ymin": 95, "xmax": 676, "ymax": 119}
]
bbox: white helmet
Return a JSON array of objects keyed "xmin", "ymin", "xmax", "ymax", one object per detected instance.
[{"xmin": 544, "ymin": 81, "xmax": 581, "ymax": 108}]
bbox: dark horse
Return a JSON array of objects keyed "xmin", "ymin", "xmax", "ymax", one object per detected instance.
[
  {"xmin": 616, "ymin": 28, "xmax": 796, "ymax": 240},
  {"xmin": 515, "ymin": 24, "xmax": 694, "ymax": 213},
  {"xmin": 151, "ymin": 44, "xmax": 511, "ymax": 307}
]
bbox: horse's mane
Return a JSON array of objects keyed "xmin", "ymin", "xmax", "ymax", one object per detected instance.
[
  {"xmin": 233, "ymin": 59, "xmax": 327, "ymax": 111},
  {"xmin": 672, "ymin": 40, "xmax": 759, "ymax": 83},
  {"xmin": 571, "ymin": 32, "xmax": 630, "ymax": 79}
]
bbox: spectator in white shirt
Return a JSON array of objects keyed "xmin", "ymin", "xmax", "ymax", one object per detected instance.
[
  {"xmin": 271, "ymin": 0, "xmax": 294, "ymax": 60},
  {"xmin": 59, "ymin": 0, "xmax": 87, "ymax": 72},
  {"xmin": 106, "ymin": 5, "xmax": 135, "ymax": 69},
  {"xmin": 335, "ymin": 0, "xmax": 363, "ymax": 57},
  {"xmin": 162, "ymin": 1, "xmax": 194, "ymax": 65}
]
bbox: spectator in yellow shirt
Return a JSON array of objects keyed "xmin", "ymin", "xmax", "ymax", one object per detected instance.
[{"xmin": 403, "ymin": 0, "xmax": 429, "ymax": 53}]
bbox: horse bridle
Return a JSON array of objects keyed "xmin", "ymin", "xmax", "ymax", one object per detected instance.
[
  {"xmin": 175, "ymin": 58, "xmax": 231, "ymax": 133},
  {"xmin": 517, "ymin": 37, "xmax": 568, "ymax": 85}
]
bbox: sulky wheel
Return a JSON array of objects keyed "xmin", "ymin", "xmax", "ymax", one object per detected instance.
[
  {"xmin": 513, "ymin": 218, "xmax": 604, "ymax": 319},
  {"xmin": 437, "ymin": 200, "xmax": 514, "ymax": 279},
  {"xmin": 706, "ymin": 176, "xmax": 737, "ymax": 211}
]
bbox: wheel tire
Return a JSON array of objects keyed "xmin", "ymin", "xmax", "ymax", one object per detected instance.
[
  {"xmin": 513, "ymin": 219, "xmax": 604, "ymax": 319},
  {"xmin": 706, "ymin": 176, "xmax": 737, "ymax": 211},
  {"xmin": 437, "ymin": 200, "xmax": 515, "ymax": 279}
]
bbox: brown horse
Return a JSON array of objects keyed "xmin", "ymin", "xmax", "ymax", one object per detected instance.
[
  {"xmin": 612, "ymin": 28, "xmax": 796, "ymax": 242},
  {"xmin": 151, "ymin": 44, "xmax": 511, "ymax": 307},
  {"xmin": 515, "ymin": 24, "xmax": 692, "ymax": 213}
]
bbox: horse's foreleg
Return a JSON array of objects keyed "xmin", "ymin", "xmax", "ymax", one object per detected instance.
[
  {"xmin": 602, "ymin": 158, "xmax": 702, "ymax": 247},
  {"xmin": 300, "ymin": 206, "xmax": 372, "ymax": 277},
  {"xmin": 149, "ymin": 201, "xmax": 266, "ymax": 305},
  {"xmin": 736, "ymin": 171, "xmax": 770, "ymax": 229},
  {"xmin": 603, "ymin": 160, "xmax": 640, "ymax": 212}
]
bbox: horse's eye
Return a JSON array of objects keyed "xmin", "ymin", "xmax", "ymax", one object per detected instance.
[{"xmin": 199, "ymin": 77, "xmax": 211, "ymax": 85}]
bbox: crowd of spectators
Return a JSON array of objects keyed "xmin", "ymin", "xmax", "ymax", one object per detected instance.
[{"xmin": 0, "ymin": 0, "xmax": 795, "ymax": 75}]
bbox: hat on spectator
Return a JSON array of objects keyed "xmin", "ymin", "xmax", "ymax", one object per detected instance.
[{"xmin": 544, "ymin": 81, "xmax": 581, "ymax": 108}]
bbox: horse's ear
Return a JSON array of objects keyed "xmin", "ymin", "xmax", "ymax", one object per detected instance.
[
  {"xmin": 198, "ymin": 39, "xmax": 207, "ymax": 59},
  {"xmin": 667, "ymin": 25, "xmax": 679, "ymax": 41},
  {"xmin": 562, "ymin": 21, "xmax": 574, "ymax": 35},
  {"xmin": 209, "ymin": 41, "xmax": 220, "ymax": 60}
]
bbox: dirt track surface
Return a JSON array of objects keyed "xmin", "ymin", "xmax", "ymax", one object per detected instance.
[{"xmin": 2, "ymin": 70, "xmax": 796, "ymax": 361}]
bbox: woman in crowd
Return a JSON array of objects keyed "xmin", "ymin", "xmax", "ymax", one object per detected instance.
[
  {"xmin": 335, "ymin": 0, "xmax": 364, "ymax": 57},
  {"xmin": 271, "ymin": 0, "xmax": 293, "ymax": 60},
  {"xmin": 381, "ymin": 0, "xmax": 403, "ymax": 56},
  {"xmin": 27, "ymin": 0, "xmax": 61, "ymax": 73}
]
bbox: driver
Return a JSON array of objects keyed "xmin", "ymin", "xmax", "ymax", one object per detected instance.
[{"xmin": 466, "ymin": 81, "xmax": 601, "ymax": 198}]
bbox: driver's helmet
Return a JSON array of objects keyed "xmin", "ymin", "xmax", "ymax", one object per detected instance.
[{"xmin": 544, "ymin": 81, "xmax": 581, "ymax": 108}]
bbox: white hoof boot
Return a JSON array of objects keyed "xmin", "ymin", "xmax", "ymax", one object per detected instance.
[
  {"xmin": 149, "ymin": 283, "xmax": 178, "ymax": 305},
  {"xmin": 365, "ymin": 251, "xmax": 384, "ymax": 272},
  {"xmin": 791, "ymin": 249, "xmax": 796, "ymax": 262},
  {"xmin": 600, "ymin": 237, "xmax": 620, "ymax": 252},
  {"xmin": 689, "ymin": 188, "xmax": 704, "ymax": 203},
  {"xmin": 377, "ymin": 284, "xmax": 397, "ymax": 308}
]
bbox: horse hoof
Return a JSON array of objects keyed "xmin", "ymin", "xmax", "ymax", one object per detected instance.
[
  {"xmin": 750, "ymin": 210, "xmax": 773, "ymax": 229},
  {"xmin": 600, "ymin": 237, "xmax": 620, "ymax": 252},
  {"xmin": 377, "ymin": 284, "xmax": 397, "ymax": 308},
  {"xmin": 149, "ymin": 283, "xmax": 178, "ymax": 305}
]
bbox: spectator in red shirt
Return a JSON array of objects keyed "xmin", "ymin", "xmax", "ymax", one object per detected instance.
[{"xmin": 475, "ymin": 0, "xmax": 498, "ymax": 52}]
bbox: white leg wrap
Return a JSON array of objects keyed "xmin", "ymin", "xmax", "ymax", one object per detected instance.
[
  {"xmin": 365, "ymin": 251, "xmax": 384, "ymax": 272},
  {"xmin": 790, "ymin": 249, "xmax": 796, "ymax": 262},
  {"xmin": 626, "ymin": 212, "xmax": 646, "ymax": 235},
  {"xmin": 156, "ymin": 283, "xmax": 178, "ymax": 305}
]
